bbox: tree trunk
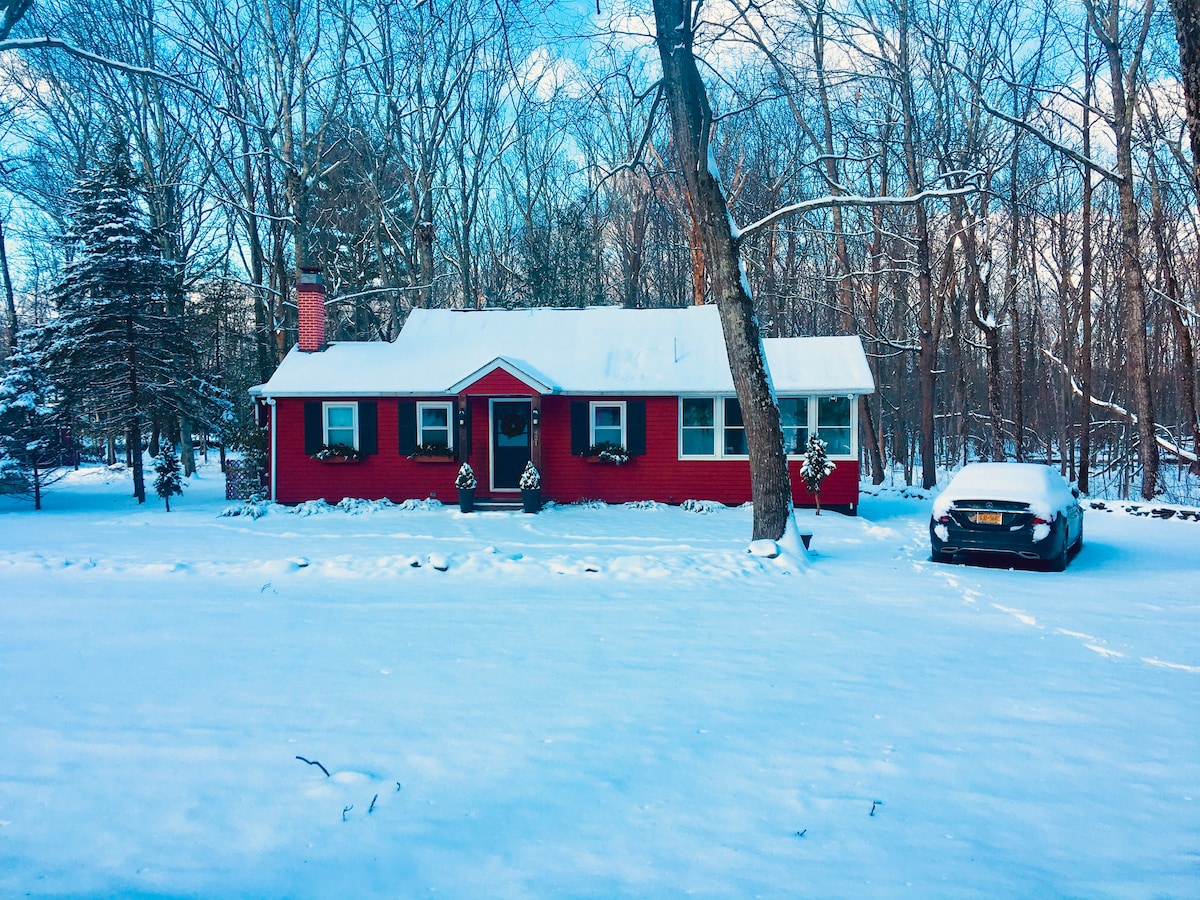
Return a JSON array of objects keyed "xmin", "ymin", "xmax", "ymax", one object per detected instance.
[
  {"xmin": 1088, "ymin": 0, "xmax": 1159, "ymax": 497},
  {"xmin": 0, "ymin": 218, "xmax": 15, "ymax": 356},
  {"xmin": 1169, "ymin": 0, "xmax": 1200, "ymax": 189},
  {"xmin": 652, "ymin": 0, "xmax": 793, "ymax": 542},
  {"xmin": 894, "ymin": 3, "xmax": 937, "ymax": 489},
  {"xmin": 1079, "ymin": 41, "xmax": 1095, "ymax": 495},
  {"xmin": 859, "ymin": 395, "xmax": 885, "ymax": 484},
  {"xmin": 180, "ymin": 418, "xmax": 196, "ymax": 477},
  {"xmin": 1148, "ymin": 156, "xmax": 1200, "ymax": 465},
  {"xmin": 1006, "ymin": 146, "xmax": 1025, "ymax": 462}
]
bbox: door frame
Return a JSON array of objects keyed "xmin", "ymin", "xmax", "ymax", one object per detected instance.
[{"xmin": 488, "ymin": 397, "xmax": 532, "ymax": 492}]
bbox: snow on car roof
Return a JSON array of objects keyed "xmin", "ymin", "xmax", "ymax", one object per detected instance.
[
  {"xmin": 933, "ymin": 463, "xmax": 1076, "ymax": 520},
  {"xmin": 252, "ymin": 305, "xmax": 876, "ymax": 398}
]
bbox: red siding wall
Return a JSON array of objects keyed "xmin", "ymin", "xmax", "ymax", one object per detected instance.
[
  {"xmin": 461, "ymin": 369, "xmax": 538, "ymax": 397},
  {"xmin": 273, "ymin": 398, "xmax": 463, "ymax": 504},
  {"xmin": 271, "ymin": 394, "xmax": 861, "ymax": 510},
  {"xmin": 539, "ymin": 396, "xmax": 860, "ymax": 510}
]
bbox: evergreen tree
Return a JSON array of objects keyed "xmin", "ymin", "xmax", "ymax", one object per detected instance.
[
  {"xmin": 153, "ymin": 442, "xmax": 183, "ymax": 511},
  {"xmin": 0, "ymin": 339, "xmax": 71, "ymax": 510},
  {"xmin": 800, "ymin": 435, "xmax": 836, "ymax": 515},
  {"xmin": 38, "ymin": 138, "xmax": 227, "ymax": 504}
]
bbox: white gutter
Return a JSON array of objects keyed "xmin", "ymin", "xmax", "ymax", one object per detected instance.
[{"xmin": 267, "ymin": 397, "xmax": 277, "ymax": 502}]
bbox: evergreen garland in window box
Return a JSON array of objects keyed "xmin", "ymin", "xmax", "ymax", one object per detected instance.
[
  {"xmin": 581, "ymin": 441, "xmax": 631, "ymax": 466},
  {"xmin": 410, "ymin": 442, "xmax": 455, "ymax": 461},
  {"xmin": 312, "ymin": 443, "xmax": 363, "ymax": 462}
]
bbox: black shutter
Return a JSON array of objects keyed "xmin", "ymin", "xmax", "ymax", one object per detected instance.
[
  {"xmin": 304, "ymin": 402, "xmax": 322, "ymax": 455},
  {"xmin": 570, "ymin": 401, "xmax": 589, "ymax": 455},
  {"xmin": 627, "ymin": 401, "xmax": 646, "ymax": 455},
  {"xmin": 359, "ymin": 402, "xmax": 378, "ymax": 455},
  {"xmin": 397, "ymin": 401, "xmax": 417, "ymax": 455}
]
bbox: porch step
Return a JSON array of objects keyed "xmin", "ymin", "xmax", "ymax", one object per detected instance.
[{"xmin": 471, "ymin": 500, "xmax": 524, "ymax": 512}]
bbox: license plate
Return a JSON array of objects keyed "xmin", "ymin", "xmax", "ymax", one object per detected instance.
[{"xmin": 973, "ymin": 511, "xmax": 1003, "ymax": 525}]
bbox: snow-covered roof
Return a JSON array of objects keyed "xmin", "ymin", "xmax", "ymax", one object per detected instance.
[{"xmin": 252, "ymin": 305, "xmax": 875, "ymax": 398}]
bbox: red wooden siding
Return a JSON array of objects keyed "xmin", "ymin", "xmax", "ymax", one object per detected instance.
[
  {"xmin": 271, "ymin": 394, "xmax": 861, "ymax": 510},
  {"xmin": 273, "ymin": 398, "xmax": 462, "ymax": 504},
  {"xmin": 460, "ymin": 368, "xmax": 539, "ymax": 397},
  {"xmin": 539, "ymin": 396, "xmax": 860, "ymax": 509}
]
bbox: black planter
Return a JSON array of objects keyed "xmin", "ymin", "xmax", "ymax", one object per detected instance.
[
  {"xmin": 457, "ymin": 487, "xmax": 476, "ymax": 513},
  {"xmin": 521, "ymin": 488, "xmax": 541, "ymax": 514}
]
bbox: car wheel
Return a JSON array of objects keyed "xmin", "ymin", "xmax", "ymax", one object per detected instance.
[{"xmin": 1047, "ymin": 531, "xmax": 1069, "ymax": 572}]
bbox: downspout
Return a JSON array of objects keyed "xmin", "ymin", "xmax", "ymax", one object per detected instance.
[{"xmin": 267, "ymin": 397, "xmax": 277, "ymax": 502}]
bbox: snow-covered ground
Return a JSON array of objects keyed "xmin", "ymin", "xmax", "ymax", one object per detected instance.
[{"xmin": 1, "ymin": 464, "xmax": 1197, "ymax": 897}]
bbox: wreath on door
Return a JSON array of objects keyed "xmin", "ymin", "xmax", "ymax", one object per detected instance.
[{"xmin": 499, "ymin": 411, "xmax": 528, "ymax": 438}]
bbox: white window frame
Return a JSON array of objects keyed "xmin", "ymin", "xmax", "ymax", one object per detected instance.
[
  {"xmin": 678, "ymin": 395, "xmax": 858, "ymax": 460},
  {"xmin": 590, "ymin": 400, "xmax": 627, "ymax": 448},
  {"xmin": 416, "ymin": 400, "xmax": 455, "ymax": 452},
  {"xmin": 778, "ymin": 396, "xmax": 810, "ymax": 456},
  {"xmin": 323, "ymin": 401, "xmax": 359, "ymax": 449},
  {"xmin": 678, "ymin": 397, "xmax": 719, "ymax": 459},
  {"xmin": 721, "ymin": 396, "xmax": 748, "ymax": 458},
  {"xmin": 813, "ymin": 395, "xmax": 854, "ymax": 458}
]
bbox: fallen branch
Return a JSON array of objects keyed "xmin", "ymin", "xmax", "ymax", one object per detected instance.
[
  {"xmin": 295, "ymin": 756, "xmax": 330, "ymax": 777},
  {"xmin": 1042, "ymin": 349, "xmax": 1199, "ymax": 463}
]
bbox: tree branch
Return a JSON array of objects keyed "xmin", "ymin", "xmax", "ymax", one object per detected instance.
[
  {"xmin": 0, "ymin": 35, "xmax": 203, "ymax": 96},
  {"xmin": 738, "ymin": 182, "xmax": 980, "ymax": 241}
]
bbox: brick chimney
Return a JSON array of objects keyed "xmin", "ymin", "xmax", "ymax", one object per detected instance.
[{"xmin": 297, "ymin": 267, "xmax": 326, "ymax": 352}]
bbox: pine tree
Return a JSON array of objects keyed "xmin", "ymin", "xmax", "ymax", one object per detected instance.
[
  {"xmin": 153, "ymin": 442, "xmax": 184, "ymax": 511},
  {"xmin": 38, "ymin": 138, "xmax": 228, "ymax": 504},
  {"xmin": 0, "ymin": 339, "xmax": 71, "ymax": 510},
  {"xmin": 800, "ymin": 435, "xmax": 836, "ymax": 515}
]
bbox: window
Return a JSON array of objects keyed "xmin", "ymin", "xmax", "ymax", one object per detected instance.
[
  {"xmin": 723, "ymin": 398, "xmax": 747, "ymax": 455},
  {"xmin": 591, "ymin": 401, "xmax": 626, "ymax": 447},
  {"xmin": 679, "ymin": 395, "xmax": 855, "ymax": 459},
  {"xmin": 417, "ymin": 401, "xmax": 454, "ymax": 451},
  {"xmin": 779, "ymin": 398, "xmax": 808, "ymax": 454},
  {"xmin": 817, "ymin": 397, "xmax": 852, "ymax": 455},
  {"xmin": 680, "ymin": 398, "xmax": 716, "ymax": 456},
  {"xmin": 324, "ymin": 402, "xmax": 357, "ymax": 449}
]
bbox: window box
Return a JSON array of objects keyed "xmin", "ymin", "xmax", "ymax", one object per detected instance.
[
  {"xmin": 312, "ymin": 443, "xmax": 364, "ymax": 463},
  {"xmin": 410, "ymin": 454, "xmax": 455, "ymax": 463},
  {"xmin": 581, "ymin": 441, "xmax": 631, "ymax": 465}
]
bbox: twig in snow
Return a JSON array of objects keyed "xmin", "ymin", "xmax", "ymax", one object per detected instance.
[
  {"xmin": 870, "ymin": 801, "xmax": 879, "ymax": 816},
  {"xmin": 369, "ymin": 794, "xmax": 378, "ymax": 814},
  {"xmin": 296, "ymin": 756, "xmax": 330, "ymax": 777},
  {"xmin": 396, "ymin": 781, "xmax": 403, "ymax": 792},
  {"xmin": 795, "ymin": 829, "xmax": 807, "ymax": 837},
  {"xmin": 342, "ymin": 804, "xmax": 353, "ymax": 821}
]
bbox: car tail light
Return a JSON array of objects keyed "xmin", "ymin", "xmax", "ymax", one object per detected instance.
[
  {"xmin": 936, "ymin": 515, "xmax": 951, "ymax": 524},
  {"xmin": 1032, "ymin": 515, "xmax": 1052, "ymax": 525}
]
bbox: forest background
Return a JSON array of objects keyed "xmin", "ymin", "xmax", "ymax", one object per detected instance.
[{"xmin": 0, "ymin": 0, "xmax": 1197, "ymax": 504}]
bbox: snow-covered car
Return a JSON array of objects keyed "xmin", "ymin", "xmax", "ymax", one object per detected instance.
[{"xmin": 930, "ymin": 463, "xmax": 1083, "ymax": 570}]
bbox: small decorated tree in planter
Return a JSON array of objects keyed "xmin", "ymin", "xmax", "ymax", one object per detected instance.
[
  {"xmin": 455, "ymin": 462, "xmax": 476, "ymax": 513},
  {"xmin": 800, "ymin": 435, "xmax": 836, "ymax": 515},
  {"xmin": 153, "ymin": 442, "xmax": 185, "ymax": 511},
  {"xmin": 518, "ymin": 461, "xmax": 541, "ymax": 513}
]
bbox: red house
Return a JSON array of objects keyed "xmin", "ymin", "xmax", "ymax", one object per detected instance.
[{"xmin": 251, "ymin": 273, "xmax": 876, "ymax": 513}]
